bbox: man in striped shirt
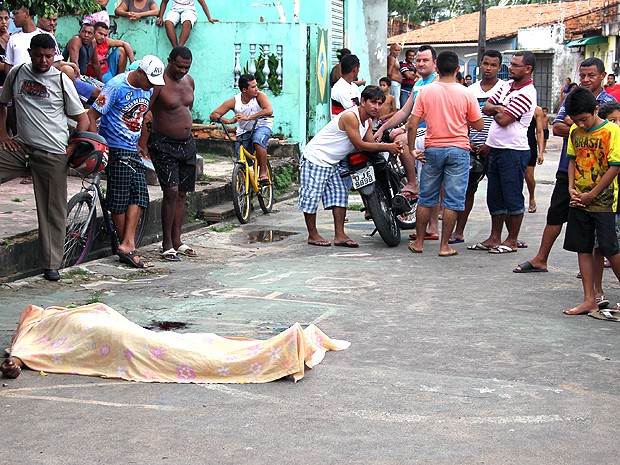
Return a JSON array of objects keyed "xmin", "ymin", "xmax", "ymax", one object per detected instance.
[{"xmin": 471, "ymin": 51, "xmax": 537, "ymax": 254}]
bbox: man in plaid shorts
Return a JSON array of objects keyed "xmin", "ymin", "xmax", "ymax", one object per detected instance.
[
  {"xmin": 87, "ymin": 55, "xmax": 166, "ymax": 268},
  {"xmin": 299, "ymin": 85, "xmax": 403, "ymax": 248}
]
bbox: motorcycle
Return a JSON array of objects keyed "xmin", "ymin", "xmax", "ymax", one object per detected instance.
[{"xmin": 342, "ymin": 150, "xmax": 417, "ymax": 247}]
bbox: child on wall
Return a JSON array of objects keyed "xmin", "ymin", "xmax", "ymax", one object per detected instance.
[{"xmin": 156, "ymin": 0, "xmax": 218, "ymax": 47}]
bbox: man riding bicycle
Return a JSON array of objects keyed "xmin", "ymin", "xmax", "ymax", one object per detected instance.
[{"xmin": 210, "ymin": 73, "xmax": 273, "ymax": 183}]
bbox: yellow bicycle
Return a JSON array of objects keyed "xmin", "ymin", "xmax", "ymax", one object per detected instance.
[{"xmin": 216, "ymin": 118, "xmax": 274, "ymax": 223}]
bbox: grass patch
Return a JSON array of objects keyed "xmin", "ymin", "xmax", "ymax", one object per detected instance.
[
  {"xmin": 211, "ymin": 224, "xmax": 237, "ymax": 233},
  {"xmin": 0, "ymin": 238, "xmax": 10, "ymax": 249},
  {"xmin": 11, "ymin": 197, "xmax": 22, "ymax": 202},
  {"xmin": 188, "ymin": 212, "xmax": 208, "ymax": 224},
  {"xmin": 85, "ymin": 290, "xmax": 104, "ymax": 304},
  {"xmin": 197, "ymin": 173, "xmax": 215, "ymax": 182},
  {"xmin": 274, "ymin": 166, "xmax": 294, "ymax": 197},
  {"xmin": 62, "ymin": 268, "xmax": 88, "ymax": 278},
  {"xmin": 200, "ymin": 153, "xmax": 224, "ymax": 161},
  {"xmin": 347, "ymin": 203, "xmax": 364, "ymax": 211}
]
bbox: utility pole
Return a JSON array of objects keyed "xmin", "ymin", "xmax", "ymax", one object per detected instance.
[{"xmin": 477, "ymin": 0, "xmax": 487, "ymax": 78}]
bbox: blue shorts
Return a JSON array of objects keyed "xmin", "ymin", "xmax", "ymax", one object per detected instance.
[
  {"xmin": 418, "ymin": 146, "xmax": 469, "ymax": 211},
  {"xmin": 102, "ymin": 48, "xmax": 120, "ymax": 83},
  {"xmin": 486, "ymin": 148, "xmax": 530, "ymax": 216},
  {"xmin": 298, "ymin": 158, "xmax": 348, "ymax": 213},
  {"xmin": 74, "ymin": 78, "xmax": 96, "ymax": 103},
  {"xmin": 235, "ymin": 125, "xmax": 272, "ymax": 157}
]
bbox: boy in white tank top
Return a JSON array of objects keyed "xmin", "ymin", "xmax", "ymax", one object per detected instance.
[
  {"xmin": 210, "ymin": 73, "xmax": 273, "ymax": 182},
  {"xmin": 299, "ymin": 86, "xmax": 403, "ymax": 248}
]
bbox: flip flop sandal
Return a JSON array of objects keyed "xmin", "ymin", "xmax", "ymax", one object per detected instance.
[
  {"xmin": 488, "ymin": 245, "xmax": 517, "ymax": 254},
  {"xmin": 596, "ymin": 295, "xmax": 610, "ymax": 309},
  {"xmin": 448, "ymin": 236, "xmax": 464, "ymax": 244},
  {"xmin": 467, "ymin": 242, "xmax": 491, "ymax": 251},
  {"xmin": 588, "ymin": 308, "xmax": 620, "ymax": 322},
  {"xmin": 513, "ymin": 261, "xmax": 548, "ymax": 273},
  {"xmin": 334, "ymin": 239, "xmax": 359, "ymax": 248},
  {"xmin": 118, "ymin": 250, "xmax": 154, "ymax": 268},
  {"xmin": 161, "ymin": 248, "xmax": 181, "ymax": 262},
  {"xmin": 176, "ymin": 244, "xmax": 197, "ymax": 257},
  {"xmin": 517, "ymin": 240, "xmax": 528, "ymax": 248}
]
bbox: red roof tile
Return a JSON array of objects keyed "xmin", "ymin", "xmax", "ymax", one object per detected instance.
[{"xmin": 389, "ymin": 0, "xmax": 610, "ymax": 45}]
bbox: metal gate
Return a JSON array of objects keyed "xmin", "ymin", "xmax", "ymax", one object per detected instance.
[
  {"xmin": 331, "ymin": 0, "xmax": 344, "ymax": 63},
  {"xmin": 534, "ymin": 55, "xmax": 553, "ymax": 110}
]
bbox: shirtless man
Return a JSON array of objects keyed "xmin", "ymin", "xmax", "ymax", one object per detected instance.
[
  {"xmin": 65, "ymin": 22, "xmax": 95, "ymax": 76},
  {"xmin": 387, "ymin": 43, "xmax": 402, "ymax": 109},
  {"xmin": 146, "ymin": 46, "xmax": 197, "ymax": 262}
]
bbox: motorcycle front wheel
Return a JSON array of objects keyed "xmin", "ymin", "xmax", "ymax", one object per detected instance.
[{"xmin": 365, "ymin": 187, "xmax": 401, "ymax": 247}]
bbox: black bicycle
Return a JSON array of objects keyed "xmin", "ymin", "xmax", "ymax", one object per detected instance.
[{"xmin": 62, "ymin": 171, "xmax": 149, "ymax": 268}]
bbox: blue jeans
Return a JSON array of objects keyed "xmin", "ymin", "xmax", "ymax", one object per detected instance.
[
  {"xmin": 486, "ymin": 148, "xmax": 530, "ymax": 215},
  {"xmin": 235, "ymin": 125, "xmax": 272, "ymax": 156},
  {"xmin": 418, "ymin": 146, "xmax": 469, "ymax": 211},
  {"xmin": 400, "ymin": 86, "xmax": 413, "ymax": 108}
]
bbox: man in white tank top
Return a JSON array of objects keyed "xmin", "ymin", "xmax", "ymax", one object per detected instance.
[
  {"xmin": 210, "ymin": 73, "xmax": 273, "ymax": 182},
  {"xmin": 299, "ymin": 86, "xmax": 403, "ymax": 248}
]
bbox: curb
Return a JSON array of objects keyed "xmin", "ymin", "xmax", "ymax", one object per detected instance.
[{"xmin": 0, "ymin": 158, "xmax": 299, "ymax": 283}]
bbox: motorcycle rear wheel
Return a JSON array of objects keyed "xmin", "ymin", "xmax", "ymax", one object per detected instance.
[{"xmin": 365, "ymin": 187, "xmax": 401, "ymax": 247}]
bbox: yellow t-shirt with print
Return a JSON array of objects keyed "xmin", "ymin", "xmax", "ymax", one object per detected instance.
[{"xmin": 567, "ymin": 120, "xmax": 620, "ymax": 212}]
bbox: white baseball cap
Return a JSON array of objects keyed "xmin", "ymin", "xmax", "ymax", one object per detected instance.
[{"xmin": 138, "ymin": 55, "xmax": 165, "ymax": 86}]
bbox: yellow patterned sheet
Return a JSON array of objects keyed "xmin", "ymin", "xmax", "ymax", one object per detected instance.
[{"xmin": 5, "ymin": 304, "xmax": 350, "ymax": 383}]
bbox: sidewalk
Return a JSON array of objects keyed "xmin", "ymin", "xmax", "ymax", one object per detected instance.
[{"xmin": 0, "ymin": 136, "xmax": 560, "ymax": 280}]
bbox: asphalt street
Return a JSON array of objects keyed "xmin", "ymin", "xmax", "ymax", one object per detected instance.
[{"xmin": 1, "ymin": 139, "xmax": 619, "ymax": 464}]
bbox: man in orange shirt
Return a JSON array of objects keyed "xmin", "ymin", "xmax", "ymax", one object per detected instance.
[{"xmin": 407, "ymin": 51, "xmax": 484, "ymax": 256}]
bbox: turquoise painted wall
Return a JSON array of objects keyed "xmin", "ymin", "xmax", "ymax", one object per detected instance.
[{"xmin": 55, "ymin": 0, "xmax": 373, "ymax": 143}]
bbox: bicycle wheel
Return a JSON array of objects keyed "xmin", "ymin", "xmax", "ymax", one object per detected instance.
[
  {"xmin": 232, "ymin": 163, "xmax": 251, "ymax": 223},
  {"xmin": 62, "ymin": 192, "xmax": 96, "ymax": 268},
  {"xmin": 135, "ymin": 205, "xmax": 149, "ymax": 248},
  {"xmin": 258, "ymin": 160, "xmax": 274, "ymax": 214}
]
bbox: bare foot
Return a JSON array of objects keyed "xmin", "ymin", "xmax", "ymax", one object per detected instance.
[
  {"xmin": 1, "ymin": 356, "xmax": 24, "ymax": 378},
  {"xmin": 563, "ymin": 303, "xmax": 598, "ymax": 315}
]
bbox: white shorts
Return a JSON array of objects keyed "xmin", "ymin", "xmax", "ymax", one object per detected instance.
[{"xmin": 165, "ymin": 8, "xmax": 197, "ymax": 26}]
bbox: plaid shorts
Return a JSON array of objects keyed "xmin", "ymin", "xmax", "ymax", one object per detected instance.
[
  {"xmin": 298, "ymin": 157, "xmax": 348, "ymax": 213},
  {"xmin": 105, "ymin": 149, "xmax": 149, "ymax": 214}
]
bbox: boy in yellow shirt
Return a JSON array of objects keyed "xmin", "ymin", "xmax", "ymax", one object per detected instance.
[{"xmin": 563, "ymin": 88, "xmax": 620, "ymax": 315}]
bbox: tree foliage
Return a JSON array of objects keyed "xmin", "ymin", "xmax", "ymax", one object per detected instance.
[
  {"xmin": 389, "ymin": 0, "xmax": 560, "ymax": 24},
  {"xmin": 3, "ymin": 0, "xmax": 100, "ymax": 19}
]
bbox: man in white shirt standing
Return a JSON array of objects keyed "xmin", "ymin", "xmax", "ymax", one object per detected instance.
[
  {"xmin": 330, "ymin": 54, "xmax": 361, "ymax": 119},
  {"xmin": 451, "ymin": 49, "xmax": 508, "ymax": 243}
]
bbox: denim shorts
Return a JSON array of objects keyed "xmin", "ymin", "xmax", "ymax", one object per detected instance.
[
  {"xmin": 418, "ymin": 146, "xmax": 469, "ymax": 211},
  {"xmin": 486, "ymin": 148, "xmax": 530, "ymax": 215},
  {"xmin": 235, "ymin": 126, "xmax": 272, "ymax": 157}
]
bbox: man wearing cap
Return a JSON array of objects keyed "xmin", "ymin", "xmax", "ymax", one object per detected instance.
[{"xmin": 87, "ymin": 55, "xmax": 165, "ymax": 269}]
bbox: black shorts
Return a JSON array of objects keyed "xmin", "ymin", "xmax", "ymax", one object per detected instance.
[
  {"xmin": 546, "ymin": 171, "xmax": 570, "ymax": 225},
  {"xmin": 527, "ymin": 146, "xmax": 538, "ymax": 167},
  {"xmin": 148, "ymin": 132, "xmax": 197, "ymax": 192},
  {"xmin": 467, "ymin": 152, "xmax": 488, "ymax": 194},
  {"xmin": 105, "ymin": 149, "xmax": 149, "ymax": 214},
  {"xmin": 564, "ymin": 208, "xmax": 619, "ymax": 256},
  {"xmin": 543, "ymin": 129, "xmax": 549, "ymax": 140}
]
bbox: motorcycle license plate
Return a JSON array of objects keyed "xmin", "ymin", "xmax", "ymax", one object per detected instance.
[{"xmin": 351, "ymin": 165, "xmax": 375, "ymax": 189}]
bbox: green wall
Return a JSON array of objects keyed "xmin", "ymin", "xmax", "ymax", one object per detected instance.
[{"xmin": 56, "ymin": 0, "xmax": 374, "ymax": 144}]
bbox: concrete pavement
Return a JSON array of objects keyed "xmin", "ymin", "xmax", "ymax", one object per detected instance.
[{"xmin": 0, "ymin": 135, "xmax": 619, "ymax": 464}]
